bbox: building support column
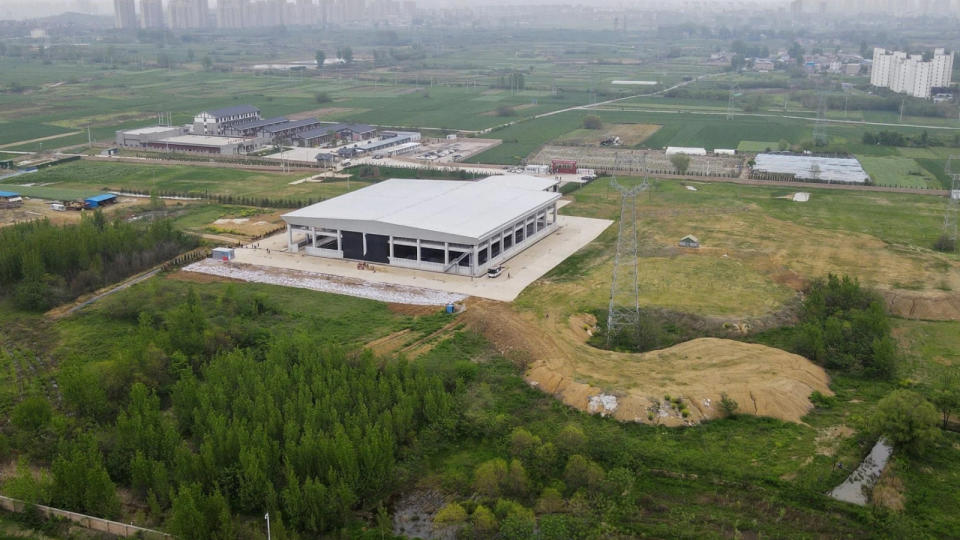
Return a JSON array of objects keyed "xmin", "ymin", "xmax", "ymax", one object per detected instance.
[
  {"xmin": 337, "ymin": 230, "xmax": 342, "ymax": 251},
  {"xmin": 311, "ymin": 226, "xmax": 317, "ymax": 248},
  {"xmin": 471, "ymin": 244, "xmax": 479, "ymax": 276},
  {"xmin": 287, "ymin": 224, "xmax": 293, "ymax": 251},
  {"xmin": 444, "ymin": 242, "xmax": 449, "ymax": 265},
  {"xmin": 389, "ymin": 236, "xmax": 394, "ymax": 260},
  {"xmin": 416, "ymin": 239, "xmax": 422, "ymax": 263}
]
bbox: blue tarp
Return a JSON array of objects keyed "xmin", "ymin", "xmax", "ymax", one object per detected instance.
[{"xmin": 0, "ymin": 190, "xmax": 20, "ymax": 198}]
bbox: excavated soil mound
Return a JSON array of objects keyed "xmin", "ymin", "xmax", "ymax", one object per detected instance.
[
  {"xmin": 462, "ymin": 299, "xmax": 831, "ymax": 426},
  {"xmin": 882, "ymin": 289, "xmax": 960, "ymax": 321}
]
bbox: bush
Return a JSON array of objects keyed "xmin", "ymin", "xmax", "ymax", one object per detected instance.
[
  {"xmin": 434, "ymin": 502, "xmax": 468, "ymax": 525},
  {"xmin": 794, "ymin": 274, "xmax": 898, "ymax": 378},
  {"xmin": 670, "ymin": 153, "xmax": 691, "ymax": 174},
  {"xmin": 474, "ymin": 458, "xmax": 508, "ymax": 497},
  {"xmin": 719, "ymin": 393, "xmax": 739, "ymax": 417},
  {"xmin": 495, "ymin": 105, "xmax": 516, "ymax": 117},
  {"xmin": 933, "ymin": 233, "xmax": 957, "ymax": 253},
  {"xmin": 871, "ymin": 390, "xmax": 940, "ymax": 456},
  {"xmin": 582, "ymin": 115, "xmax": 603, "ymax": 129},
  {"xmin": 315, "ymin": 92, "xmax": 332, "ymax": 103}
]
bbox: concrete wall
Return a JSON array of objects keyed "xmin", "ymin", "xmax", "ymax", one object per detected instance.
[{"xmin": 0, "ymin": 495, "xmax": 170, "ymax": 538}]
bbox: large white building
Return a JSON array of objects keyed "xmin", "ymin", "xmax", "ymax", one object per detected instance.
[
  {"xmin": 282, "ymin": 175, "xmax": 561, "ymax": 277},
  {"xmin": 871, "ymin": 47, "xmax": 954, "ymax": 99}
]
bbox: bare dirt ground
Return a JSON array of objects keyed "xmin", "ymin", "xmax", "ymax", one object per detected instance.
[
  {"xmin": 207, "ymin": 210, "xmax": 286, "ymax": 238},
  {"xmin": 0, "ymin": 197, "xmax": 143, "ymax": 228},
  {"xmin": 462, "ymin": 299, "xmax": 831, "ymax": 426},
  {"xmin": 881, "ymin": 289, "xmax": 960, "ymax": 321},
  {"xmin": 555, "ymin": 123, "xmax": 662, "ymax": 147}
]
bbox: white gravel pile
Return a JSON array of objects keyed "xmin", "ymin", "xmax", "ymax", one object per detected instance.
[
  {"xmin": 588, "ymin": 394, "xmax": 618, "ymax": 416},
  {"xmin": 184, "ymin": 259, "xmax": 466, "ymax": 306}
]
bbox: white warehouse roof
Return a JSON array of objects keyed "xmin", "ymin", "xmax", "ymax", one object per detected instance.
[
  {"xmin": 754, "ymin": 153, "xmax": 870, "ymax": 184},
  {"xmin": 283, "ymin": 176, "xmax": 560, "ymax": 244},
  {"xmin": 477, "ymin": 174, "xmax": 559, "ymax": 191},
  {"xmin": 666, "ymin": 146, "xmax": 707, "ymax": 156}
]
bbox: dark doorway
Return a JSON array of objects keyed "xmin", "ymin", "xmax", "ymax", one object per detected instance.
[{"xmin": 341, "ymin": 231, "xmax": 389, "ymax": 263}]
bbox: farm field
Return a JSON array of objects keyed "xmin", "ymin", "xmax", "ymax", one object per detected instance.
[
  {"xmin": 554, "ymin": 123, "xmax": 662, "ymax": 147},
  {"xmin": 857, "ymin": 155, "xmax": 942, "ymax": 189},
  {"xmin": 0, "ymin": 160, "xmax": 366, "ymax": 201}
]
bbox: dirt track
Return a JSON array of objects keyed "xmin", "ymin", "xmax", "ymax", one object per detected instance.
[{"xmin": 462, "ymin": 299, "xmax": 831, "ymax": 426}]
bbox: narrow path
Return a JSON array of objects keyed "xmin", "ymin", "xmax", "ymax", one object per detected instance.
[
  {"xmin": 48, "ymin": 268, "xmax": 162, "ymax": 319},
  {"xmin": 0, "ymin": 131, "xmax": 83, "ymax": 150}
]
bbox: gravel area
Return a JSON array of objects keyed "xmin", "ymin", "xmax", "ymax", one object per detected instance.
[{"xmin": 184, "ymin": 259, "xmax": 466, "ymax": 306}]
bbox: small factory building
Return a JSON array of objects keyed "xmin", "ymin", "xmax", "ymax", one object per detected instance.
[
  {"xmin": 226, "ymin": 116, "xmax": 290, "ymax": 137},
  {"xmin": 262, "ymin": 118, "xmax": 327, "ymax": 144},
  {"xmin": 84, "ymin": 194, "xmax": 117, "ymax": 208},
  {"xmin": 282, "ymin": 175, "xmax": 561, "ymax": 277},
  {"xmin": 193, "ymin": 105, "xmax": 261, "ymax": 135},
  {"xmin": 145, "ymin": 135, "xmax": 257, "ymax": 155},
  {"xmin": 0, "ymin": 190, "xmax": 23, "ymax": 209},
  {"xmin": 115, "ymin": 126, "xmax": 185, "ymax": 147},
  {"xmin": 294, "ymin": 123, "xmax": 378, "ymax": 147}
]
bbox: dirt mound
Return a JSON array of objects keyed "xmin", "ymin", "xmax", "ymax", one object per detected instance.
[
  {"xmin": 881, "ymin": 289, "xmax": 960, "ymax": 321},
  {"xmin": 462, "ymin": 299, "xmax": 831, "ymax": 426}
]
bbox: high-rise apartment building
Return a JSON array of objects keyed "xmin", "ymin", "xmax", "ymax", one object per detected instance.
[
  {"xmin": 169, "ymin": 0, "xmax": 209, "ymax": 28},
  {"xmin": 114, "ymin": 0, "xmax": 137, "ymax": 28},
  {"xmin": 141, "ymin": 0, "xmax": 165, "ymax": 28},
  {"xmin": 871, "ymin": 47, "xmax": 954, "ymax": 99}
]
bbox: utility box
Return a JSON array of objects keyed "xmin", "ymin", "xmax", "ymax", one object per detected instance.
[{"xmin": 211, "ymin": 247, "xmax": 236, "ymax": 261}]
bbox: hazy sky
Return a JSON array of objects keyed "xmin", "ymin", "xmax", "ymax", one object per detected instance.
[{"xmin": 0, "ymin": 0, "xmax": 790, "ymax": 21}]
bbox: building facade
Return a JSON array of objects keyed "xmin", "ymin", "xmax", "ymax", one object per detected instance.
[
  {"xmin": 140, "ymin": 0, "xmax": 165, "ymax": 28},
  {"xmin": 113, "ymin": 0, "xmax": 137, "ymax": 28},
  {"xmin": 283, "ymin": 176, "xmax": 561, "ymax": 277},
  {"xmin": 871, "ymin": 47, "xmax": 955, "ymax": 98},
  {"xmin": 192, "ymin": 105, "xmax": 261, "ymax": 135}
]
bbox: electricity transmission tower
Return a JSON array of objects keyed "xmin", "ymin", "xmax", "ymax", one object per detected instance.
[
  {"xmin": 607, "ymin": 155, "xmax": 650, "ymax": 346},
  {"xmin": 726, "ymin": 83, "xmax": 742, "ymax": 120},
  {"xmin": 812, "ymin": 92, "xmax": 829, "ymax": 146},
  {"xmin": 944, "ymin": 155, "xmax": 960, "ymax": 245}
]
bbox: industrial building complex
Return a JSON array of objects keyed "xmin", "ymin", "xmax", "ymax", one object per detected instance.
[
  {"xmin": 114, "ymin": 104, "xmax": 423, "ymax": 163},
  {"xmin": 282, "ymin": 175, "xmax": 561, "ymax": 277}
]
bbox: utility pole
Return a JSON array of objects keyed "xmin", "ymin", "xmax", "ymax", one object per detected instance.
[
  {"xmin": 945, "ymin": 156, "xmax": 960, "ymax": 247},
  {"xmin": 265, "ymin": 512, "xmax": 271, "ymax": 540},
  {"xmin": 899, "ymin": 99, "xmax": 905, "ymax": 123},
  {"xmin": 606, "ymin": 154, "xmax": 650, "ymax": 346}
]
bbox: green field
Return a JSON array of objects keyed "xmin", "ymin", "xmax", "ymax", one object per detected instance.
[
  {"xmin": 0, "ymin": 121, "xmax": 76, "ymax": 146},
  {"xmin": 857, "ymin": 155, "xmax": 942, "ymax": 189}
]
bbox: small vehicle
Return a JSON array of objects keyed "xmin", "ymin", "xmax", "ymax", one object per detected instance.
[
  {"xmin": 373, "ymin": 154, "xmax": 384, "ymax": 160},
  {"xmin": 487, "ymin": 265, "xmax": 504, "ymax": 278}
]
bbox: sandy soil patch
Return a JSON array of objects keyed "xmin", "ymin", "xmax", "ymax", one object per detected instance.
[
  {"xmin": 166, "ymin": 271, "xmax": 244, "ymax": 284},
  {"xmin": 207, "ymin": 211, "xmax": 285, "ymax": 238},
  {"xmin": 184, "ymin": 259, "xmax": 466, "ymax": 306},
  {"xmin": 882, "ymin": 289, "xmax": 960, "ymax": 321},
  {"xmin": 555, "ymin": 123, "xmax": 662, "ymax": 147},
  {"xmin": 481, "ymin": 103, "xmax": 538, "ymax": 116},
  {"xmin": 815, "ymin": 425, "xmax": 855, "ymax": 456},
  {"xmin": 462, "ymin": 299, "xmax": 831, "ymax": 426},
  {"xmin": 0, "ymin": 197, "xmax": 142, "ymax": 228}
]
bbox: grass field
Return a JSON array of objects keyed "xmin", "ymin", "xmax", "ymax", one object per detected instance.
[
  {"xmin": 0, "ymin": 160, "xmax": 373, "ymax": 201},
  {"xmin": 857, "ymin": 155, "xmax": 941, "ymax": 189},
  {"xmin": 0, "ymin": 121, "xmax": 76, "ymax": 146}
]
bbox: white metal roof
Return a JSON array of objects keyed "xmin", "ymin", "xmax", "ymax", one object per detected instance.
[
  {"xmin": 283, "ymin": 178, "xmax": 560, "ymax": 244},
  {"xmin": 754, "ymin": 153, "xmax": 870, "ymax": 183},
  {"xmin": 156, "ymin": 135, "xmax": 247, "ymax": 147},
  {"xmin": 121, "ymin": 126, "xmax": 181, "ymax": 135},
  {"xmin": 477, "ymin": 174, "xmax": 559, "ymax": 191},
  {"xmin": 666, "ymin": 147, "xmax": 707, "ymax": 156}
]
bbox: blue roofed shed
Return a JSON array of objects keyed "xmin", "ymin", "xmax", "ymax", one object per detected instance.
[{"xmin": 84, "ymin": 194, "xmax": 118, "ymax": 208}]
